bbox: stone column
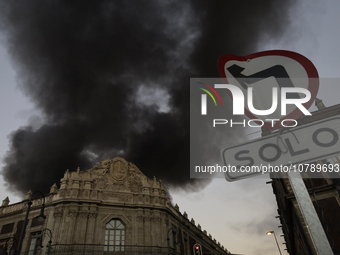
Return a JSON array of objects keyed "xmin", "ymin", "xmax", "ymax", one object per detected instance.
[
  {"xmin": 53, "ymin": 207, "xmax": 64, "ymax": 244},
  {"xmin": 144, "ymin": 209, "xmax": 151, "ymax": 246},
  {"xmin": 66, "ymin": 205, "xmax": 79, "ymax": 244},
  {"xmin": 85, "ymin": 207, "xmax": 97, "ymax": 244},
  {"xmin": 151, "ymin": 210, "xmax": 162, "ymax": 246},
  {"xmin": 136, "ymin": 209, "xmax": 144, "ymax": 245},
  {"xmin": 76, "ymin": 206, "xmax": 89, "ymax": 243}
]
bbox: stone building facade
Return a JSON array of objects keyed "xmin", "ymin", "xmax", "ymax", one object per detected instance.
[{"xmin": 0, "ymin": 157, "xmax": 231, "ymax": 255}]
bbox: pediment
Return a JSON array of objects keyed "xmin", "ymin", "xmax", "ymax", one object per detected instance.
[{"xmin": 87, "ymin": 157, "xmax": 145, "ymax": 193}]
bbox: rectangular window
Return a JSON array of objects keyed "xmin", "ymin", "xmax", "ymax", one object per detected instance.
[
  {"xmin": 1, "ymin": 223, "xmax": 14, "ymax": 234},
  {"xmin": 28, "ymin": 232, "xmax": 41, "ymax": 255}
]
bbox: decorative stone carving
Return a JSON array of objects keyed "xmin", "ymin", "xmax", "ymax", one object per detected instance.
[
  {"xmin": 102, "ymin": 193, "xmax": 117, "ymax": 200},
  {"xmin": 183, "ymin": 211, "xmax": 188, "ymax": 219},
  {"xmin": 90, "ymin": 159, "xmax": 111, "ymax": 174},
  {"xmin": 107, "ymin": 183, "xmax": 126, "ymax": 191},
  {"xmin": 50, "ymin": 183, "xmax": 58, "ymax": 194},
  {"xmin": 93, "ymin": 178, "xmax": 108, "ymax": 190},
  {"xmin": 127, "ymin": 176, "xmax": 143, "ymax": 193},
  {"xmin": 110, "ymin": 157, "xmax": 128, "ymax": 182},
  {"xmin": 1, "ymin": 197, "xmax": 9, "ymax": 207},
  {"xmin": 54, "ymin": 211, "xmax": 63, "ymax": 218},
  {"xmin": 52, "ymin": 157, "xmax": 171, "ymax": 207},
  {"xmin": 151, "ymin": 217, "xmax": 161, "ymax": 223},
  {"xmin": 88, "ymin": 212, "xmax": 97, "ymax": 218},
  {"xmin": 78, "ymin": 211, "xmax": 88, "ymax": 218},
  {"xmin": 136, "ymin": 216, "xmax": 144, "ymax": 222},
  {"xmin": 83, "ymin": 190, "xmax": 90, "ymax": 198},
  {"xmin": 118, "ymin": 195, "xmax": 130, "ymax": 202},
  {"xmin": 68, "ymin": 210, "xmax": 78, "ymax": 218}
]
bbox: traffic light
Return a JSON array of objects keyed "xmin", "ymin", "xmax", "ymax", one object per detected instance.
[{"xmin": 193, "ymin": 243, "xmax": 203, "ymax": 255}]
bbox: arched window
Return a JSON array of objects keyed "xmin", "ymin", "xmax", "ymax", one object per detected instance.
[{"xmin": 104, "ymin": 219, "xmax": 125, "ymax": 252}]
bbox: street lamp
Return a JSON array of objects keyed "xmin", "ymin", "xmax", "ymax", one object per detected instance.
[
  {"xmin": 37, "ymin": 228, "xmax": 53, "ymax": 255},
  {"xmin": 16, "ymin": 191, "xmax": 46, "ymax": 255},
  {"xmin": 266, "ymin": 231, "xmax": 282, "ymax": 255},
  {"xmin": 0, "ymin": 237, "xmax": 18, "ymax": 255}
]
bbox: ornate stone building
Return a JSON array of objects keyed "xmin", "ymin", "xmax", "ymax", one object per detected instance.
[{"xmin": 0, "ymin": 157, "xmax": 231, "ymax": 255}]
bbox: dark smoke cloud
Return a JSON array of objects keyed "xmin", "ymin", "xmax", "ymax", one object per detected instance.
[{"xmin": 0, "ymin": 0, "xmax": 294, "ymax": 195}]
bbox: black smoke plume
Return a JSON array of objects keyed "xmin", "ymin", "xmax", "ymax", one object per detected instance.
[{"xmin": 0, "ymin": 0, "xmax": 294, "ymax": 195}]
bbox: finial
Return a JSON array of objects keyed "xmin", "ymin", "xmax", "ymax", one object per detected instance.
[
  {"xmin": 183, "ymin": 211, "xmax": 188, "ymax": 219},
  {"xmin": 25, "ymin": 190, "xmax": 32, "ymax": 200},
  {"xmin": 64, "ymin": 169, "xmax": 70, "ymax": 178},
  {"xmin": 50, "ymin": 183, "xmax": 58, "ymax": 194},
  {"xmin": 1, "ymin": 196, "xmax": 10, "ymax": 207}
]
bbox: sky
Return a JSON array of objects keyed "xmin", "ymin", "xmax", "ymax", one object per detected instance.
[{"xmin": 1, "ymin": 1, "xmax": 340, "ymax": 255}]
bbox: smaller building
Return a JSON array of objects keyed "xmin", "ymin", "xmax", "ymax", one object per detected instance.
[
  {"xmin": 0, "ymin": 157, "xmax": 231, "ymax": 255},
  {"xmin": 265, "ymin": 100, "xmax": 340, "ymax": 255}
]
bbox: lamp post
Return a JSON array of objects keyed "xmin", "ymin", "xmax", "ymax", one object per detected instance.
[
  {"xmin": 266, "ymin": 231, "xmax": 282, "ymax": 255},
  {"xmin": 0, "ymin": 237, "xmax": 18, "ymax": 255},
  {"xmin": 16, "ymin": 191, "xmax": 46, "ymax": 255},
  {"xmin": 37, "ymin": 228, "xmax": 53, "ymax": 255}
]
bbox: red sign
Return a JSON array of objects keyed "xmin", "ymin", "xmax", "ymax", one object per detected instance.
[{"xmin": 218, "ymin": 50, "xmax": 319, "ymax": 130}]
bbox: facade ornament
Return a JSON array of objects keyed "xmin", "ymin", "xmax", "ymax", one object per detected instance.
[
  {"xmin": 54, "ymin": 208, "xmax": 64, "ymax": 218},
  {"xmin": 54, "ymin": 211, "xmax": 63, "ymax": 218},
  {"xmin": 1, "ymin": 197, "xmax": 10, "ymax": 207},
  {"xmin": 78, "ymin": 211, "xmax": 88, "ymax": 218},
  {"xmin": 68, "ymin": 210, "xmax": 78, "ymax": 218},
  {"xmin": 50, "ymin": 183, "xmax": 58, "ymax": 194},
  {"xmin": 118, "ymin": 195, "xmax": 130, "ymax": 202},
  {"xmin": 183, "ymin": 211, "xmax": 188, "ymax": 219},
  {"xmin": 88, "ymin": 212, "xmax": 97, "ymax": 218},
  {"xmin": 25, "ymin": 190, "xmax": 32, "ymax": 200},
  {"xmin": 127, "ymin": 176, "xmax": 143, "ymax": 193},
  {"xmin": 151, "ymin": 217, "xmax": 161, "ymax": 223},
  {"xmin": 136, "ymin": 216, "xmax": 144, "ymax": 222},
  {"xmin": 110, "ymin": 157, "xmax": 128, "ymax": 182}
]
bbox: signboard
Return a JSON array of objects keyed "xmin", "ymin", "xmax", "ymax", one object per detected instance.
[
  {"xmin": 222, "ymin": 116, "xmax": 340, "ymax": 181},
  {"xmin": 218, "ymin": 50, "xmax": 319, "ymax": 130}
]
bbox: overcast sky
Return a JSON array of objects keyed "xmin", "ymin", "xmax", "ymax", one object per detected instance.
[{"xmin": 1, "ymin": 1, "xmax": 340, "ymax": 255}]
